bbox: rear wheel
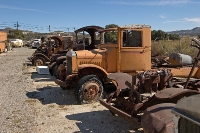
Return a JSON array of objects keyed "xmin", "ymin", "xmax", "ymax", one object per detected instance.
[
  {"xmin": 34, "ymin": 57, "xmax": 46, "ymax": 66},
  {"xmin": 76, "ymin": 75, "xmax": 104, "ymax": 104}
]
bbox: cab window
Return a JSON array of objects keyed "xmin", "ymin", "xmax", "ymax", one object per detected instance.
[
  {"xmin": 102, "ymin": 31, "xmax": 118, "ymax": 44},
  {"xmin": 122, "ymin": 30, "xmax": 142, "ymax": 47}
]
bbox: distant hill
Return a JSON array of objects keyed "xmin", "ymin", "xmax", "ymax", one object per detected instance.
[{"xmin": 167, "ymin": 27, "xmax": 200, "ymax": 36}]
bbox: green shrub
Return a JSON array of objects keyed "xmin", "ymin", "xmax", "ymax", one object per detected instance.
[{"xmin": 152, "ymin": 37, "xmax": 198, "ymax": 58}]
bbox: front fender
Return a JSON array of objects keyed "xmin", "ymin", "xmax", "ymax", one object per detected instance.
[
  {"xmin": 78, "ymin": 64, "xmax": 108, "ymax": 81},
  {"xmin": 34, "ymin": 53, "xmax": 51, "ymax": 62}
]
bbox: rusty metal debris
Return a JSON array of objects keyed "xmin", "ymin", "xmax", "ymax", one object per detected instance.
[{"xmin": 100, "ymin": 38, "xmax": 200, "ymax": 133}]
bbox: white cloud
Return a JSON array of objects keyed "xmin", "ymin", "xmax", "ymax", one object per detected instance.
[
  {"xmin": 184, "ymin": 18, "xmax": 200, "ymax": 24},
  {"xmin": 163, "ymin": 18, "xmax": 200, "ymax": 24},
  {"xmin": 0, "ymin": 4, "xmax": 54, "ymax": 14},
  {"xmin": 98, "ymin": 0, "xmax": 200, "ymax": 6},
  {"xmin": 162, "ymin": 20, "xmax": 184, "ymax": 23},
  {"xmin": 159, "ymin": 15, "xmax": 166, "ymax": 19}
]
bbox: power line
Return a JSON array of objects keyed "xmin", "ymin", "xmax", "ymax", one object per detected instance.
[{"xmin": 0, "ymin": 21, "xmax": 76, "ymax": 33}]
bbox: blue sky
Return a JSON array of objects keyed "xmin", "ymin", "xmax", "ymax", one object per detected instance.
[{"xmin": 0, "ymin": 0, "xmax": 200, "ymax": 33}]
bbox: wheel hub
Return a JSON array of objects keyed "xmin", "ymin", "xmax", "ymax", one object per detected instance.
[{"xmin": 83, "ymin": 82, "xmax": 101, "ymax": 101}]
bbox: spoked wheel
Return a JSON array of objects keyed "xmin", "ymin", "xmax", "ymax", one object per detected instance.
[
  {"xmin": 76, "ymin": 75, "xmax": 104, "ymax": 104},
  {"xmin": 34, "ymin": 57, "xmax": 45, "ymax": 66}
]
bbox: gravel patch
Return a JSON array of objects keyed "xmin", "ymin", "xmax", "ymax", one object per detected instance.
[{"xmin": 0, "ymin": 48, "xmax": 37, "ymax": 133}]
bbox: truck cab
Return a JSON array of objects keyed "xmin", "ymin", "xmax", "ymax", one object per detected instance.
[{"xmin": 67, "ymin": 24, "xmax": 151, "ymax": 76}]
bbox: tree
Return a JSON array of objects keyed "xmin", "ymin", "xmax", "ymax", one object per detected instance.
[
  {"xmin": 151, "ymin": 30, "xmax": 167, "ymax": 41},
  {"xmin": 7, "ymin": 30, "xmax": 25, "ymax": 40},
  {"xmin": 24, "ymin": 32, "xmax": 35, "ymax": 41},
  {"xmin": 105, "ymin": 24, "xmax": 118, "ymax": 29},
  {"xmin": 151, "ymin": 30, "xmax": 180, "ymax": 41},
  {"xmin": 151, "ymin": 30, "xmax": 159, "ymax": 41},
  {"xmin": 104, "ymin": 24, "xmax": 118, "ymax": 43},
  {"xmin": 169, "ymin": 34, "xmax": 180, "ymax": 40}
]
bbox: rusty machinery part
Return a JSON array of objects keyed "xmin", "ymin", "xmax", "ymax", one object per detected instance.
[
  {"xmin": 136, "ymin": 69, "xmax": 173, "ymax": 92},
  {"xmin": 48, "ymin": 62, "xmax": 56, "ymax": 76},
  {"xmin": 75, "ymin": 75, "xmax": 104, "ymax": 104},
  {"xmin": 141, "ymin": 103, "xmax": 175, "ymax": 133},
  {"xmin": 142, "ymin": 92, "xmax": 200, "ymax": 133},
  {"xmin": 66, "ymin": 74, "xmax": 79, "ymax": 87},
  {"xmin": 171, "ymin": 94, "xmax": 200, "ymax": 133},
  {"xmin": 34, "ymin": 57, "xmax": 46, "ymax": 66},
  {"xmin": 100, "ymin": 68, "xmax": 200, "ymax": 125},
  {"xmin": 58, "ymin": 64, "xmax": 65, "ymax": 71},
  {"xmin": 151, "ymin": 56, "xmax": 169, "ymax": 67},
  {"xmin": 100, "ymin": 88, "xmax": 200, "ymax": 126},
  {"xmin": 105, "ymin": 69, "xmax": 173, "ymax": 104},
  {"xmin": 171, "ymin": 77, "xmax": 200, "ymax": 90},
  {"xmin": 57, "ymin": 64, "xmax": 66, "ymax": 81}
]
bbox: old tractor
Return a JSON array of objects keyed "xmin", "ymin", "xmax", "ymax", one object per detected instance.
[
  {"xmin": 48, "ymin": 25, "xmax": 104, "ymax": 80},
  {"xmin": 98, "ymin": 38, "xmax": 200, "ymax": 133},
  {"xmin": 29, "ymin": 36, "xmax": 72, "ymax": 66}
]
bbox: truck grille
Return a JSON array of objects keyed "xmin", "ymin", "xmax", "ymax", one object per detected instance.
[
  {"xmin": 79, "ymin": 61, "xmax": 101, "ymax": 66},
  {"xmin": 178, "ymin": 117, "xmax": 200, "ymax": 133}
]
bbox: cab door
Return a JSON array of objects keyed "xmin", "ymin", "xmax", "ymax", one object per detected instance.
[{"xmin": 119, "ymin": 27, "xmax": 151, "ymax": 72}]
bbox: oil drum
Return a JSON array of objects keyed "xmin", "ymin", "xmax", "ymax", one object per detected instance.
[{"xmin": 169, "ymin": 53, "xmax": 192, "ymax": 66}]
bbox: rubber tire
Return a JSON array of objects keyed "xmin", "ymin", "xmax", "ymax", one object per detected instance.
[
  {"xmin": 34, "ymin": 57, "xmax": 46, "ymax": 66},
  {"xmin": 76, "ymin": 75, "xmax": 104, "ymax": 104}
]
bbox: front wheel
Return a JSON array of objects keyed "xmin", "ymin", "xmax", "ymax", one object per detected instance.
[{"xmin": 76, "ymin": 75, "xmax": 104, "ymax": 104}]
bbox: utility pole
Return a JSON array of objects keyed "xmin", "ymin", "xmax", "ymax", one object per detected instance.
[
  {"xmin": 49, "ymin": 25, "xmax": 51, "ymax": 32},
  {"xmin": 17, "ymin": 21, "xmax": 19, "ymax": 30},
  {"xmin": 67, "ymin": 28, "xmax": 69, "ymax": 35}
]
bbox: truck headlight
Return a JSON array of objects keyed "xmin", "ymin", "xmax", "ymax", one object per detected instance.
[{"xmin": 66, "ymin": 49, "xmax": 76, "ymax": 74}]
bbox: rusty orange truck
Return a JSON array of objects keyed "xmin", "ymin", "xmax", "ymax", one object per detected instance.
[{"xmin": 55, "ymin": 24, "xmax": 155, "ymax": 103}]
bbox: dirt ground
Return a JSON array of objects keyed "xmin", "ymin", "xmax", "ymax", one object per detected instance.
[{"xmin": 24, "ymin": 66, "xmax": 144, "ymax": 133}]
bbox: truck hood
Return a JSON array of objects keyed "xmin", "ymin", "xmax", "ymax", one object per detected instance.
[{"xmin": 75, "ymin": 49, "xmax": 106, "ymax": 59}]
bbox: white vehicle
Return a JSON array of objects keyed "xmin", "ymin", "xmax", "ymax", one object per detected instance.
[
  {"xmin": 10, "ymin": 39, "xmax": 23, "ymax": 47},
  {"xmin": 31, "ymin": 39, "xmax": 41, "ymax": 48}
]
